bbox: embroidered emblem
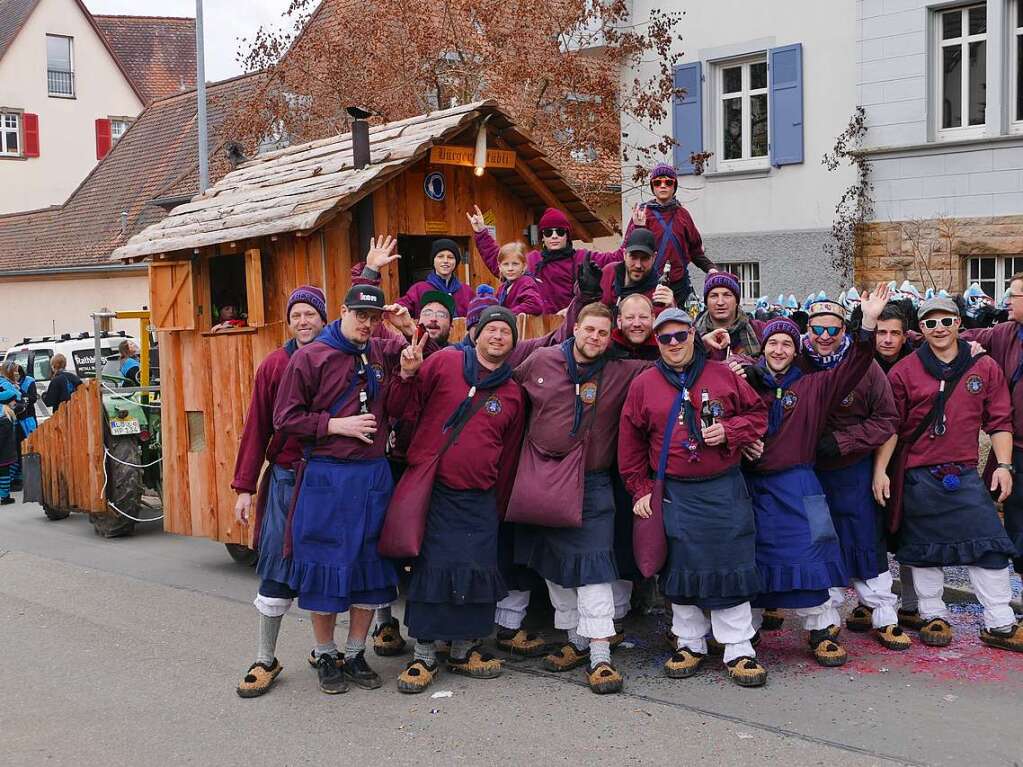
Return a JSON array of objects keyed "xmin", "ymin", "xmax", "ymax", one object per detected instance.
[
  {"xmin": 484, "ymin": 395, "xmax": 502, "ymax": 415},
  {"xmin": 965, "ymin": 374, "xmax": 983, "ymax": 395},
  {"xmin": 781, "ymin": 390, "xmax": 798, "ymax": 410},
  {"xmin": 579, "ymin": 381, "xmax": 598, "ymax": 405},
  {"xmin": 840, "ymin": 392, "xmax": 855, "ymax": 408},
  {"xmin": 708, "ymin": 400, "xmax": 725, "ymax": 419},
  {"xmin": 369, "ymin": 363, "xmax": 385, "ymax": 382}
]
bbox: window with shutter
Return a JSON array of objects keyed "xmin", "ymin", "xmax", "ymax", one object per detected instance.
[
  {"xmin": 23, "ymin": 113, "xmax": 39, "ymax": 157},
  {"xmin": 768, "ymin": 43, "xmax": 804, "ymax": 166},
  {"xmin": 96, "ymin": 119, "xmax": 112, "ymax": 160},
  {"xmin": 672, "ymin": 62, "xmax": 703, "ymax": 175},
  {"xmin": 1, "ymin": 113, "xmax": 21, "ymax": 156}
]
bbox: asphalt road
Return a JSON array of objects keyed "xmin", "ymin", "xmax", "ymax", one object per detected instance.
[{"xmin": 2, "ymin": 498, "xmax": 1022, "ymax": 767}]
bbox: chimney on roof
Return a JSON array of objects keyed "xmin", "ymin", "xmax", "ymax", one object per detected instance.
[
  {"xmin": 120, "ymin": 211, "xmax": 128, "ymax": 234},
  {"xmin": 225, "ymin": 141, "xmax": 248, "ymax": 169},
  {"xmin": 346, "ymin": 106, "xmax": 372, "ymax": 170}
]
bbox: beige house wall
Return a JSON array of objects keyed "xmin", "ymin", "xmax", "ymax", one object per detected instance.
[
  {"xmin": 0, "ymin": 269, "xmax": 149, "ymax": 347},
  {"xmin": 0, "ymin": 0, "xmax": 143, "ymax": 214}
]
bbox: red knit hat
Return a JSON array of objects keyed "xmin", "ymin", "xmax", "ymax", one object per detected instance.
[{"xmin": 538, "ymin": 208, "xmax": 572, "ymax": 236}]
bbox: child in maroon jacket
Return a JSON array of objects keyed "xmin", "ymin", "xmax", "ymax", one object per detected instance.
[{"xmin": 492, "ymin": 242, "xmax": 545, "ymax": 315}]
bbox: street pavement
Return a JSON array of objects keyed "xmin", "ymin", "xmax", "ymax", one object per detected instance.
[{"xmin": 2, "ymin": 497, "xmax": 1022, "ymax": 767}]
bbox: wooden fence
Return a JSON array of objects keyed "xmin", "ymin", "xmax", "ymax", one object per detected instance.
[
  {"xmin": 23, "ymin": 379, "xmax": 108, "ymax": 515},
  {"xmin": 448, "ymin": 313, "xmax": 563, "ymax": 343}
]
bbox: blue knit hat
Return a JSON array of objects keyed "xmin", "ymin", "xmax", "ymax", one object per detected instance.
[
  {"xmin": 703, "ymin": 272, "xmax": 741, "ymax": 300},
  {"xmin": 288, "ymin": 285, "xmax": 327, "ymax": 322},
  {"xmin": 761, "ymin": 317, "xmax": 801, "ymax": 347}
]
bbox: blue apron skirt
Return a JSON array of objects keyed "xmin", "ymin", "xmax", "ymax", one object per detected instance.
[
  {"xmin": 816, "ymin": 456, "xmax": 888, "ymax": 581},
  {"xmin": 288, "ymin": 457, "xmax": 398, "ymax": 613},
  {"xmin": 500, "ymin": 521, "xmax": 542, "ymax": 592},
  {"xmin": 745, "ymin": 465, "xmax": 847, "ymax": 609},
  {"xmin": 519, "ymin": 471, "xmax": 619, "ymax": 588},
  {"xmin": 256, "ymin": 465, "xmax": 298, "ymax": 599},
  {"xmin": 897, "ymin": 466, "xmax": 1016, "ymax": 569},
  {"xmin": 661, "ymin": 468, "xmax": 761, "ymax": 610},
  {"xmin": 404, "ymin": 482, "xmax": 508, "ymax": 641},
  {"xmin": 1000, "ymin": 447, "xmax": 1023, "ymax": 563},
  {"xmin": 611, "ymin": 466, "xmax": 640, "ymax": 579}
]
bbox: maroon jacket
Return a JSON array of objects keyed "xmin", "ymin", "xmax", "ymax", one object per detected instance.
[
  {"xmin": 619, "ymin": 361, "xmax": 766, "ymax": 501},
  {"xmin": 396, "ymin": 279, "xmax": 474, "ymax": 319},
  {"xmin": 888, "ymin": 352, "xmax": 1012, "ymax": 469},
  {"xmin": 385, "ymin": 351, "xmax": 525, "ymax": 503},
  {"xmin": 273, "ymin": 335, "xmax": 406, "ymax": 460},
  {"xmin": 747, "ymin": 330, "xmax": 876, "ymax": 474},
  {"xmin": 962, "ymin": 321, "xmax": 1023, "ymax": 449},
  {"xmin": 599, "ymin": 261, "xmax": 664, "ymax": 312},
  {"xmin": 513, "ymin": 346, "xmax": 650, "ymax": 473},
  {"xmin": 817, "ymin": 361, "xmax": 898, "ymax": 471},
  {"xmin": 474, "ymin": 229, "xmax": 623, "ymax": 314},
  {"xmin": 231, "ymin": 342, "xmax": 303, "ymax": 493},
  {"xmin": 623, "ymin": 201, "xmax": 714, "ymax": 283},
  {"xmin": 497, "ymin": 274, "xmax": 545, "ymax": 315}
]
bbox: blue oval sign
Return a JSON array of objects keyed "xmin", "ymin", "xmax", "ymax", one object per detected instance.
[{"xmin": 424, "ymin": 172, "xmax": 445, "ymax": 201}]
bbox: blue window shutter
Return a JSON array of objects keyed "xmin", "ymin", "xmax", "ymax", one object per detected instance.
[
  {"xmin": 769, "ymin": 43, "xmax": 803, "ymax": 166},
  {"xmin": 672, "ymin": 62, "xmax": 703, "ymax": 175}
]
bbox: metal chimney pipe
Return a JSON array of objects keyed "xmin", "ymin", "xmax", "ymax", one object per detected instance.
[{"xmin": 347, "ymin": 106, "xmax": 372, "ymax": 169}]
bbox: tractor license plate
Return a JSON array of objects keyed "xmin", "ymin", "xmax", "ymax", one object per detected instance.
[{"xmin": 110, "ymin": 417, "xmax": 141, "ymax": 436}]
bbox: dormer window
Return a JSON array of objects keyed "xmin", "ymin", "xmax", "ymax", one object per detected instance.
[{"xmin": 46, "ymin": 35, "xmax": 74, "ymax": 98}]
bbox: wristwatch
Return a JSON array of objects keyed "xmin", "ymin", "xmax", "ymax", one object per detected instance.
[{"xmin": 997, "ymin": 462, "xmax": 1016, "ymax": 475}]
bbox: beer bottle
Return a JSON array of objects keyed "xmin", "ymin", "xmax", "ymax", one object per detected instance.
[
  {"xmin": 359, "ymin": 390, "xmax": 369, "ymax": 415},
  {"xmin": 652, "ymin": 262, "xmax": 672, "ymax": 307},
  {"xmin": 700, "ymin": 388, "xmax": 715, "ymax": 428}
]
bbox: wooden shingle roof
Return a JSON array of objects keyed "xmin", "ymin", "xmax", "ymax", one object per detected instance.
[{"xmin": 112, "ymin": 100, "xmax": 612, "ymax": 261}]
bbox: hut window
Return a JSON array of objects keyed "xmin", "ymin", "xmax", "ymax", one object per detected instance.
[{"xmin": 208, "ymin": 253, "xmax": 250, "ymax": 330}]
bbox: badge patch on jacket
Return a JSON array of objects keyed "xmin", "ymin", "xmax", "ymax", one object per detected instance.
[
  {"xmin": 782, "ymin": 390, "xmax": 798, "ymax": 410},
  {"xmin": 708, "ymin": 400, "xmax": 724, "ymax": 419},
  {"xmin": 840, "ymin": 392, "xmax": 855, "ymax": 408},
  {"xmin": 579, "ymin": 382, "xmax": 598, "ymax": 405},
  {"xmin": 965, "ymin": 374, "xmax": 983, "ymax": 395},
  {"xmin": 370, "ymin": 363, "xmax": 385, "ymax": 382},
  {"xmin": 485, "ymin": 395, "xmax": 502, "ymax": 414}
]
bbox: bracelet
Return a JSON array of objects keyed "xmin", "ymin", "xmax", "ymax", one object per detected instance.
[{"xmin": 997, "ymin": 463, "xmax": 1015, "ymax": 475}]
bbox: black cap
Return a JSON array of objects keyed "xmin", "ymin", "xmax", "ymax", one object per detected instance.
[
  {"xmin": 431, "ymin": 238, "xmax": 463, "ymax": 264},
  {"xmin": 344, "ymin": 284, "xmax": 386, "ymax": 311},
  {"xmin": 475, "ymin": 305, "xmax": 518, "ymax": 345},
  {"xmin": 626, "ymin": 228, "xmax": 656, "ymax": 257}
]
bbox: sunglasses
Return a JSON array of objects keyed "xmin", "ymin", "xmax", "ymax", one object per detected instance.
[
  {"xmin": 657, "ymin": 330, "xmax": 690, "ymax": 345},
  {"xmin": 810, "ymin": 325, "xmax": 842, "ymax": 337},
  {"xmin": 922, "ymin": 316, "xmax": 956, "ymax": 329},
  {"xmin": 542, "ymin": 227, "xmax": 568, "ymax": 238},
  {"xmin": 651, "ymin": 178, "xmax": 675, "ymax": 188}
]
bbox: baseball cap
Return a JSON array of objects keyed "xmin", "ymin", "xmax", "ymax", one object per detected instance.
[
  {"xmin": 918, "ymin": 296, "xmax": 960, "ymax": 320},
  {"xmin": 344, "ymin": 285, "xmax": 386, "ymax": 311},
  {"xmin": 652, "ymin": 307, "xmax": 694, "ymax": 332}
]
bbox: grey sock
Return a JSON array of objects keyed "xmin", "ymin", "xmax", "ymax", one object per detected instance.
[
  {"xmin": 314, "ymin": 641, "xmax": 338, "ymax": 658},
  {"xmin": 256, "ymin": 613, "xmax": 283, "ymax": 666},
  {"xmin": 567, "ymin": 628, "xmax": 590, "ymax": 652},
  {"xmin": 450, "ymin": 639, "xmax": 475, "ymax": 661},
  {"xmin": 345, "ymin": 637, "xmax": 367, "ymax": 657},
  {"xmin": 414, "ymin": 640, "xmax": 436, "ymax": 665},
  {"xmin": 375, "ymin": 605, "xmax": 393, "ymax": 626},
  {"xmin": 589, "ymin": 640, "xmax": 611, "ymax": 668}
]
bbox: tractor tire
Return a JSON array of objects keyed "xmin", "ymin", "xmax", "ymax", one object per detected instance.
[
  {"xmin": 96, "ymin": 436, "xmax": 141, "ymax": 538},
  {"xmin": 42, "ymin": 503, "xmax": 71, "ymax": 521},
  {"xmin": 225, "ymin": 543, "xmax": 259, "ymax": 566}
]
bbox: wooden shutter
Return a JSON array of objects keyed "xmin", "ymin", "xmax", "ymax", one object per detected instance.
[
  {"xmin": 95, "ymin": 118, "xmax": 112, "ymax": 160},
  {"xmin": 23, "ymin": 113, "xmax": 40, "ymax": 157},
  {"xmin": 244, "ymin": 249, "xmax": 265, "ymax": 327},
  {"xmin": 672, "ymin": 62, "xmax": 703, "ymax": 176},
  {"xmin": 769, "ymin": 44, "xmax": 804, "ymax": 167},
  {"xmin": 149, "ymin": 260, "xmax": 196, "ymax": 331}
]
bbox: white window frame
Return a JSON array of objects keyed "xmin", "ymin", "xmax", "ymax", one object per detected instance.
[
  {"xmin": 1010, "ymin": 0, "xmax": 1023, "ymax": 134},
  {"xmin": 714, "ymin": 54, "xmax": 770, "ymax": 173},
  {"xmin": 110, "ymin": 118, "xmax": 131, "ymax": 143},
  {"xmin": 717, "ymin": 261, "xmax": 761, "ymax": 305},
  {"xmin": 0, "ymin": 112, "xmax": 21, "ymax": 156},
  {"xmin": 966, "ymin": 255, "xmax": 1023, "ymax": 299},
  {"xmin": 934, "ymin": 3, "xmax": 987, "ymax": 141},
  {"xmin": 46, "ymin": 34, "xmax": 75, "ymax": 98}
]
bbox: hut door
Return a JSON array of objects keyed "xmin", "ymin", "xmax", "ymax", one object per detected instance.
[{"xmin": 397, "ymin": 235, "xmax": 470, "ymax": 296}]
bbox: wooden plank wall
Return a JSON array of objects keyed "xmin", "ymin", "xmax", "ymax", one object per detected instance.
[
  {"xmin": 22, "ymin": 380, "xmax": 106, "ymax": 514},
  {"xmin": 448, "ymin": 314, "xmax": 564, "ymax": 344}
]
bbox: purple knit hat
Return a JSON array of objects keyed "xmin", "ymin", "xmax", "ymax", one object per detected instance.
[
  {"xmin": 288, "ymin": 285, "xmax": 327, "ymax": 322},
  {"xmin": 703, "ymin": 272, "xmax": 741, "ymax": 301},
  {"xmin": 466, "ymin": 284, "xmax": 500, "ymax": 329},
  {"xmin": 650, "ymin": 163, "xmax": 677, "ymax": 190},
  {"xmin": 761, "ymin": 317, "xmax": 801, "ymax": 347}
]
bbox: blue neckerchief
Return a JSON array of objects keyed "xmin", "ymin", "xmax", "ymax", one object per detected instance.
[
  {"xmin": 801, "ymin": 334, "xmax": 851, "ymax": 371},
  {"xmin": 442, "ymin": 344, "xmax": 513, "ymax": 432},
  {"xmin": 756, "ymin": 360, "xmax": 803, "ymax": 436},
  {"xmin": 497, "ymin": 280, "xmax": 512, "ymax": 306},
  {"xmin": 284, "ymin": 338, "xmax": 299, "ymax": 357},
  {"xmin": 316, "ymin": 320, "xmax": 380, "ymax": 402},
  {"xmin": 426, "ymin": 271, "xmax": 463, "ymax": 295},
  {"xmin": 654, "ymin": 343, "xmax": 707, "ymax": 452},
  {"xmin": 1012, "ymin": 325, "xmax": 1023, "ymax": 387},
  {"xmin": 560, "ymin": 338, "xmax": 607, "ymax": 437}
]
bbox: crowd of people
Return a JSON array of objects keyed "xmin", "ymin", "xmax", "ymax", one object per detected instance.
[{"xmin": 230, "ymin": 163, "xmax": 1023, "ymax": 703}]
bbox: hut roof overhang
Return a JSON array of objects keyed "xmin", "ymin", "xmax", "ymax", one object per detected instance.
[{"xmin": 112, "ymin": 100, "xmax": 612, "ymax": 262}]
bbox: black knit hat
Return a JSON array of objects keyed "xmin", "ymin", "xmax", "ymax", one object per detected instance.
[
  {"xmin": 431, "ymin": 238, "xmax": 462, "ymax": 264},
  {"xmin": 474, "ymin": 305, "xmax": 518, "ymax": 345}
]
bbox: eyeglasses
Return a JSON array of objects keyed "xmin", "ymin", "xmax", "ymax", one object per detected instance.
[
  {"xmin": 657, "ymin": 330, "xmax": 690, "ymax": 345},
  {"xmin": 921, "ymin": 316, "xmax": 956, "ymax": 329},
  {"xmin": 542, "ymin": 227, "xmax": 568, "ymax": 238},
  {"xmin": 651, "ymin": 178, "xmax": 675, "ymax": 188},
  {"xmin": 420, "ymin": 308, "xmax": 450, "ymax": 320},
  {"xmin": 810, "ymin": 325, "xmax": 842, "ymax": 337}
]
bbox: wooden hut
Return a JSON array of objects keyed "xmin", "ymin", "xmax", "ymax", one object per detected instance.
[{"xmin": 111, "ymin": 100, "xmax": 613, "ymax": 546}]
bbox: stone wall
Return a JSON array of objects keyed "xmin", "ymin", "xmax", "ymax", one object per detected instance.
[{"xmin": 855, "ymin": 215, "xmax": 1023, "ymax": 291}]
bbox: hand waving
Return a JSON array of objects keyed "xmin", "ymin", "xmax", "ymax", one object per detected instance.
[{"xmin": 366, "ymin": 235, "xmax": 401, "ymax": 272}]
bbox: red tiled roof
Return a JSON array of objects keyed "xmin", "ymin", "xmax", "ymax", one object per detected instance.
[
  {"xmin": 0, "ymin": 0, "xmax": 40, "ymax": 62},
  {"xmin": 93, "ymin": 15, "xmax": 197, "ymax": 104},
  {"xmin": 0, "ymin": 72, "xmax": 264, "ymax": 274}
]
